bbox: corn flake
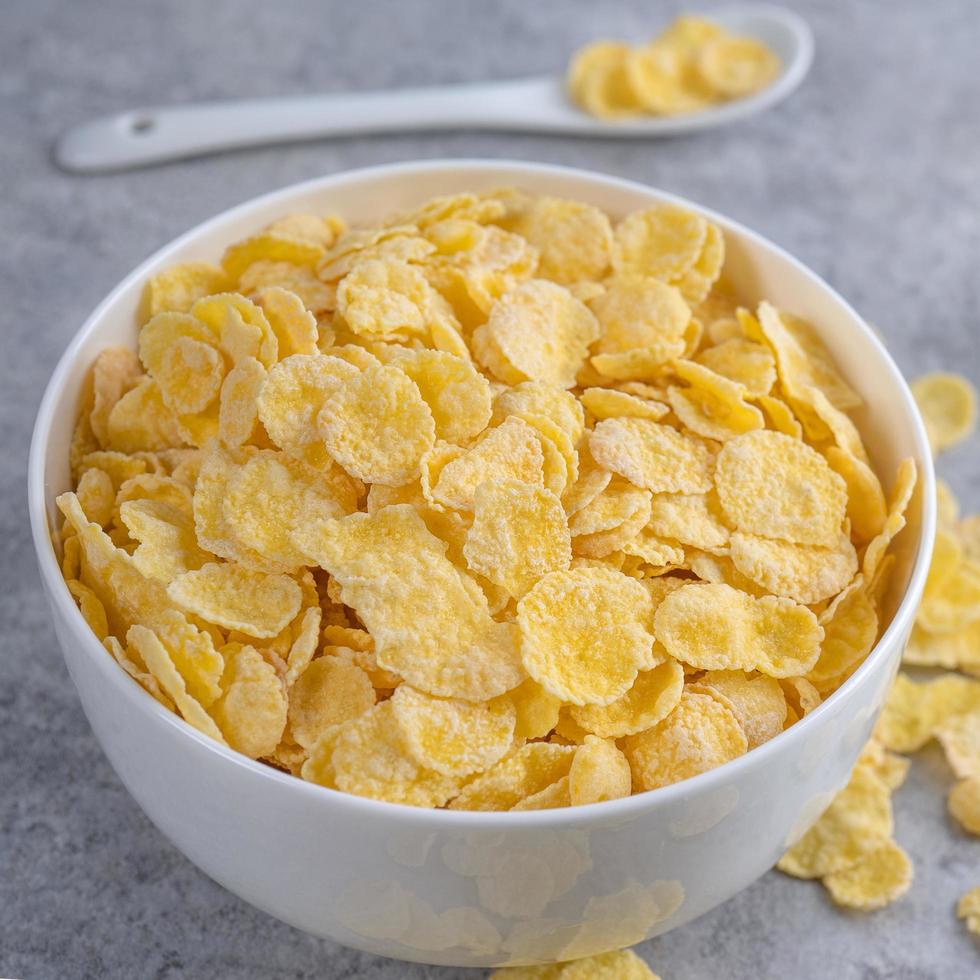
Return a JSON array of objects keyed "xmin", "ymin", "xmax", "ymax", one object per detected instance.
[{"xmin": 518, "ymin": 565, "xmax": 657, "ymax": 706}]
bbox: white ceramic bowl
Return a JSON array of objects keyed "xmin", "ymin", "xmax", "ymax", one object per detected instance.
[{"xmin": 29, "ymin": 160, "xmax": 935, "ymax": 968}]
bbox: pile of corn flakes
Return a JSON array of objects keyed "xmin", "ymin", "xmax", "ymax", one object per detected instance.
[
  {"xmin": 568, "ymin": 15, "xmax": 780, "ymax": 119},
  {"xmin": 779, "ymin": 371, "xmax": 979, "ymax": 933},
  {"xmin": 57, "ymin": 187, "xmax": 914, "ymax": 815}
]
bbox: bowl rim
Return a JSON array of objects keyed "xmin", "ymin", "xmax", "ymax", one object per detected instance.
[{"xmin": 28, "ymin": 158, "xmax": 936, "ymax": 828}]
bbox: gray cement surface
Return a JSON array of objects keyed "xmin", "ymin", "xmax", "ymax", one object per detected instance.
[{"xmin": 2, "ymin": 0, "xmax": 979, "ymax": 976}]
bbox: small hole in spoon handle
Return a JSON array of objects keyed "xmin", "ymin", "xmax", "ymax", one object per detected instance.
[{"xmin": 129, "ymin": 116, "xmax": 156, "ymax": 135}]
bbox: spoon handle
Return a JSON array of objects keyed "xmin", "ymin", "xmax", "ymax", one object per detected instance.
[{"xmin": 55, "ymin": 78, "xmax": 560, "ymax": 173}]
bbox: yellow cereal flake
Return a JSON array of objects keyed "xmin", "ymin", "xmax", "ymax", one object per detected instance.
[
  {"xmin": 387, "ymin": 348, "xmax": 492, "ymax": 443},
  {"xmin": 127, "ymin": 624, "xmax": 225, "ymax": 743},
  {"xmin": 319, "ymin": 364, "xmax": 436, "ymax": 486},
  {"xmin": 448, "ymin": 742, "xmax": 575, "ymax": 811},
  {"xmin": 590, "ymin": 276, "xmax": 690, "ymax": 368},
  {"xmin": 623, "ymin": 690, "xmax": 747, "ymax": 791},
  {"xmin": 223, "ymin": 452, "xmax": 354, "ymax": 570},
  {"xmin": 715, "ymin": 429, "xmax": 848, "ymax": 546},
  {"xmin": 167, "ymin": 562, "xmax": 302, "ymax": 638},
  {"xmin": 287, "ymin": 656, "xmax": 375, "ymax": 750},
  {"xmin": 119, "ymin": 498, "xmax": 211, "ymax": 583},
  {"xmin": 518, "ymin": 566, "xmax": 657, "ymax": 706},
  {"xmin": 142, "ymin": 262, "xmax": 230, "ymax": 320},
  {"xmin": 949, "ymin": 777, "xmax": 980, "ymax": 835},
  {"xmin": 514, "ymin": 196, "xmax": 613, "ymax": 285},
  {"xmin": 391, "ymin": 684, "xmax": 516, "ymax": 778},
  {"xmin": 463, "ymin": 479, "xmax": 571, "ymax": 599},
  {"xmin": 654, "ymin": 583, "xmax": 824, "ymax": 677},
  {"xmin": 957, "ymin": 885, "xmax": 980, "ymax": 934},
  {"xmin": 429, "ymin": 416, "xmax": 545, "ymax": 512},
  {"xmin": 492, "ymin": 380, "xmax": 585, "ymax": 444},
  {"xmin": 911, "ymin": 371, "xmax": 977, "ymax": 454},
  {"xmin": 646, "ymin": 491, "xmax": 729, "ymax": 552},
  {"xmin": 568, "ymin": 735, "xmax": 632, "ymax": 805},
  {"xmin": 822, "ymin": 838, "xmax": 913, "ymax": 911},
  {"xmin": 777, "ymin": 765, "xmax": 893, "ymax": 878},
  {"xmin": 210, "ymin": 643, "xmax": 288, "ymax": 758},
  {"xmin": 294, "ymin": 506, "xmax": 524, "ymax": 700},
  {"xmin": 590, "ymin": 418, "xmax": 714, "ymax": 494},
  {"xmin": 580, "ymin": 386, "xmax": 669, "ymax": 422},
  {"xmin": 474, "ymin": 280, "xmax": 600, "ymax": 389},
  {"xmin": 613, "ymin": 204, "xmax": 707, "ymax": 281},
  {"xmin": 570, "ymin": 658, "xmax": 684, "ymax": 738},
  {"xmin": 693, "ymin": 670, "xmax": 786, "ymax": 749},
  {"xmin": 729, "ymin": 530, "xmax": 858, "ymax": 605},
  {"xmin": 258, "ymin": 353, "xmax": 358, "ymax": 458}
]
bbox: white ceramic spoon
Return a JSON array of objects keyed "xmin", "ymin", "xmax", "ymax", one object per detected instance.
[{"xmin": 56, "ymin": 5, "xmax": 812, "ymax": 173}]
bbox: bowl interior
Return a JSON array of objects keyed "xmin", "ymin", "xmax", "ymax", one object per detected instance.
[{"xmin": 31, "ymin": 158, "xmax": 934, "ymax": 787}]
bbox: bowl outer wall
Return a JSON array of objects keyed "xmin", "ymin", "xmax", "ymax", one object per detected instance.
[{"xmin": 28, "ymin": 159, "xmax": 935, "ymax": 967}]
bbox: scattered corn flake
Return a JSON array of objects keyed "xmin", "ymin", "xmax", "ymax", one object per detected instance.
[
  {"xmin": 957, "ymin": 885, "xmax": 980, "ymax": 934},
  {"xmin": 518, "ymin": 566, "xmax": 657, "ymax": 705},
  {"xmin": 911, "ymin": 372, "xmax": 977, "ymax": 454},
  {"xmin": 777, "ymin": 765, "xmax": 893, "ymax": 878},
  {"xmin": 935, "ymin": 712, "xmax": 980, "ymax": 780},
  {"xmin": 949, "ymin": 778, "xmax": 980, "ymax": 835},
  {"xmin": 822, "ymin": 838, "xmax": 913, "ymax": 911}
]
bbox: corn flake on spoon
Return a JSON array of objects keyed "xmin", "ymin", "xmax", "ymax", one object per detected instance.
[{"xmin": 56, "ymin": 5, "xmax": 812, "ymax": 174}]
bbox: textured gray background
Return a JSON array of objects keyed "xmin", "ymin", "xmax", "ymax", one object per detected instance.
[{"xmin": 2, "ymin": 0, "xmax": 979, "ymax": 976}]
